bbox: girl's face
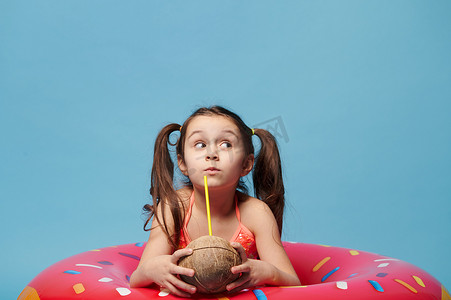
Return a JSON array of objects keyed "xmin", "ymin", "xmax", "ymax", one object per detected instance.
[{"xmin": 178, "ymin": 115, "xmax": 254, "ymax": 191}]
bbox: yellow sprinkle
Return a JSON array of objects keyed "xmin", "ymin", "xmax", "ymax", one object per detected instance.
[
  {"xmin": 442, "ymin": 285, "xmax": 451, "ymax": 300},
  {"xmin": 89, "ymin": 249, "xmax": 101, "ymax": 252},
  {"xmin": 313, "ymin": 257, "xmax": 331, "ymax": 272},
  {"xmin": 412, "ymin": 275, "xmax": 425, "ymax": 288},
  {"xmin": 349, "ymin": 250, "xmax": 360, "ymax": 256},
  {"xmin": 17, "ymin": 286, "xmax": 40, "ymax": 300},
  {"xmin": 318, "ymin": 244, "xmax": 331, "ymax": 247},
  {"xmin": 394, "ymin": 279, "xmax": 417, "ymax": 294},
  {"xmin": 217, "ymin": 297, "xmax": 230, "ymax": 300},
  {"xmin": 73, "ymin": 283, "xmax": 85, "ymax": 294}
]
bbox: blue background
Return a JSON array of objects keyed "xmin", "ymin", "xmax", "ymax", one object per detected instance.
[{"xmin": 2, "ymin": 1, "xmax": 450, "ymax": 298}]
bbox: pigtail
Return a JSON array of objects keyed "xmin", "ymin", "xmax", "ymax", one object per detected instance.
[
  {"xmin": 252, "ymin": 128, "xmax": 285, "ymax": 235},
  {"xmin": 143, "ymin": 123, "xmax": 184, "ymax": 249}
]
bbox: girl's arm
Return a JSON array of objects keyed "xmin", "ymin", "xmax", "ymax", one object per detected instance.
[
  {"xmin": 227, "ymin": 200, "xmax": 300, "ymax": 291},
  {"xmin": 129, "ymin": 204, "xmax": 196, "ymax": 297}
]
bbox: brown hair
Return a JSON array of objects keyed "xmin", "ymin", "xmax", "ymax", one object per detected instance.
[{"xmin": 143, "ymin": 106, "xmax": 285, "ymax": 248}]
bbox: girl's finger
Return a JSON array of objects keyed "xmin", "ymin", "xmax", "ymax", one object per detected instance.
[
  {"xmin": 164, "ymin": 281, "xmax": 194, "ymax": 298},
  {"xmin": 226, "ymin": 274, "xmax": 250, "ymax": 292},
  {"xmin": 170, "ymin": 264, "xmax": 195, "ymax": 277},
  {"xmin": 231, "ymin": 263, "xmax": 250, "ymax": 275},
  {"xmin": 170, "ymin": 277, "xmax": 197, "ymax": 294},
  {"xmin": 230, "ymin": 242, "xmax": 248, "ymax": 262},
  {"xmin": 172, "ymin": 248, "xmax": 193, "ymax": 262}
]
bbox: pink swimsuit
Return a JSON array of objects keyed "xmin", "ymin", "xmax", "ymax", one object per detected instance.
[{"xmin": 178, "ymin": 192, "xmax": 259, "ymax": 259}]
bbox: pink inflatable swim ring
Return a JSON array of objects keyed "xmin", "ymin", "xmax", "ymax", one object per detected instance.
[{"xmin": 19, "ymin": 242, "xmax": 449, "ymax": 300}]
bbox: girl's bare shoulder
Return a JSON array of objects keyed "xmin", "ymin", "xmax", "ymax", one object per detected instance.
[
  {"xmin": 236, "ymin": 192, "xmax": 274, "ymax": 224},
  {"xmin": 176, "ymin": 186, "xmax": 192, "ymax": 205}
]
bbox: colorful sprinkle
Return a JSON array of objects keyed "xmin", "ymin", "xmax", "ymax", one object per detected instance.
[
  {"xmin": 64, "ymin": 270, "xmax": 81, "ymax": 275},
  {"xmin": 158, "ymin": 288, "xmax": 170, "ymax": 297},
  {"xmin": 374, "ymin": 258, "xmax": 399, "ymax": 262},
  {"xmin": 73, "ymin": 283, "xmax": 85, "ymax": 294},
  {"xmin": 412, "ymin": 275, "xmax": 425, "ymax": 287},
  {"xmin": 98, "ymin": 261, "xmax": 113, "ymax": 265},
  {"xmin": 126, "ymin": 275, "xmax": 130, "ymax": 282},
  {"xmin": 135, "ymin": 242, "xmax": 145, "ymax": 247},
  {"xmin": 252, "ymin": 289, "xmax": 267, "ymax": 300},
  {"xmin": 376, "ymin": 273, "xmax": 388, "ymax": 277},
  {"xmin": 368, "ymin": 280, "xmax": 384, "ymax": 292},
  {"xmin": 349, "ymin": 250, "xmax": 359, "ymax": 256},
  {"xmin": 377, "ymin": 263, "xmax": 390, "ymax": 268},
  {"xmin": 75, "ymin": 263, "xmax": 103, "ymax": 269},
  {"xmin": 17, "ymin": 286, "xmax": 39, "ymax": 300},
  {"xmin": 347, "ymin": 273, "xmax": 358, "ymax": 278},
  {"xmin": 98, "ymin": 277, "xmax": 113, "ymax": 282},
  {"xmin": 336, "ymin": 281, "xmax": 348, "ymax": 290},
  {"xmin": 442, "ymin": 286, "xmax": 451, "ymax": 300},
  {"xmin": 322, "ymin": 267, "xmax": 340, "ymax": 282},
  {"xmin": 116, "ymin": 287, "xmax": 132, "ymax": 296},
  {"xmin": 313, "ymin": 257, "xmax": 331, "ymax": 272},
  {"xmin": 119, "ymin": 252, "xmax": 140, "ymax": 260},
  {"xmin": 394, "ymin": 279, "xmax": 418, "ymax": 294}
]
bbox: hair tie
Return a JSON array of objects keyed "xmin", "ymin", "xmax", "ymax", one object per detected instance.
[
  {"xmin": 180, "ymin": 126, "xmax": 183, "ymax": 132},
  {"xmin": 251, "ymin": 128, "xmax": 255, "ymax": 135}
]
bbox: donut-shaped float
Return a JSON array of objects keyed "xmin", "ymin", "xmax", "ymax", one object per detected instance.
[{"xmin": 19, "ymin": 242, "xmax": 449, "ymax": 300}]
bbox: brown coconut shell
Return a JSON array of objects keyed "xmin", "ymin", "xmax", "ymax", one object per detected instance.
[{"xmin": 178, "ymin": 235, "xmax": 242, "ymax": 294}]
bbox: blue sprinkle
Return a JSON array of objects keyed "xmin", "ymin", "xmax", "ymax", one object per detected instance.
[
  {"xmin": 135, "ymin": 242, "xmax": 145, "ymax": 247},
  {"xmin": 376, "ymin": 273, "xmax": 388, "ymax": 277},
  {"xmin": 252, "ymin": 289, "xmax": 267, "ymax": 300},
  {"xmin": 321, "ymin": 267, "xmax": 340, "ymax": 282},
  {"xmin": 119, "ymin": 252, "xmax": 140, "ymax": 260},
  {"xmin": 98, "ymin": 261, "xmax": 113, "ymax": 265},
  {"xmin": 369, "ymin": 280, "xmax": 384, "ymax": 292},
  {"xmin": 348, "ymin": 273, "xmax": 358, "ymax": 278},
  {"xmin": 64, "ymin": 270, "xmax": 81, "ymax": 275},
  {"xmin": 126, "ymin": 275, "xmax": 130, "ymax": 282}
]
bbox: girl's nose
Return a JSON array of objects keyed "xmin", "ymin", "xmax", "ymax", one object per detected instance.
[
  {"xmin": 205, "ymin": 150, "xmax": 219, "ymax": 161},
  {"xmin": 206, "ymin": 154, "xmax": 218, "ymax": 161}
]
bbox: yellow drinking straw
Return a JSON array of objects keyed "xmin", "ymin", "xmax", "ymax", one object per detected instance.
[{"xmin": 204, "ymin": 175, "xmax": 213, "ymax": 236}]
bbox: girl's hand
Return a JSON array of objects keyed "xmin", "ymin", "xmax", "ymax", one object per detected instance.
[
  {"xmin": 226, "ymin": 242, "xmax": 275, "ymax": 293},
  {"xmin": 141, "ymin": 248, "xmax": 197, "ymax": 297}
]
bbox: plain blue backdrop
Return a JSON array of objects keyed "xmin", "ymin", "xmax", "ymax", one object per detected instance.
[{"xmin": 2, "ymin": 1, "xmax": 450, "ymax": 299}]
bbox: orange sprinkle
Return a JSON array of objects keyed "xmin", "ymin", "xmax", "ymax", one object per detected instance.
[
  {"xmin": 313, "ymin": 257, "xmax": 331, "ymax": 272},
  {"xmin": 394, "ymin": 279, "xmax": 417, "ymax": 294},
  {"xmin": 442, "ymin": 285, "xmax": 451, "ymax": 300},
  {"xmin": 412, "ymin": 275, "xmax": 425, "ymax": 287},
  {"xmin": 73, "ymin": 283, "xmax": 85, "ymax": 294}
]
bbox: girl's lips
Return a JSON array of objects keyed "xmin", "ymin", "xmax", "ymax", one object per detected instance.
[{"xmin": 204, "ymin": 167, "xmax": 220, "ymax": 174}]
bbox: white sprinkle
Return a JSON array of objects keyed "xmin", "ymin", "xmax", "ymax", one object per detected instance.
[
  {"xmin": 158, "ymin": 288, "xmax": 170, "ymax": 296},
  {"xmin": 336, "ymin": 281, "xmax": 348, "ymax": 290},
  {"xmin": 116, "ymin": 287, "xmax": 131, "ymax": 296},
  {"xmin": 75, "ymin": 264, "xmax": 103, "ymax": 269},
  {"xmin": 377, "ymin": 263, "xmax": 390, "ymax": 268},
  {"xmin": 374, "ymin": 258, "xmax": 399, "ymax": 262},
  {"xmin": 98, "ymin": 277, "xmax": 113, "ymax": 282}
]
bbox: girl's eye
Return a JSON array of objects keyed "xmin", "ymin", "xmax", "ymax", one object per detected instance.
[
  {"xmin": 220, "ymin": 142, "xmax": 232, "ymax": 149},
  {"xmin": 194, "ymin": 142, "xmax": 206, "ymax": 149}
]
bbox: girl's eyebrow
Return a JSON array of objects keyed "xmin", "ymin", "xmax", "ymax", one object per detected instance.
[
  {"xmin": 187, "ymin": 130, "xmax": 203, "ymax": 140},
  {"xmin": 221, "ymin": 129, "xmax": 239, "ymax": 139},
  {"xmin": 187, "ymin": 129, "xmax": 239, "ymax": 140}
]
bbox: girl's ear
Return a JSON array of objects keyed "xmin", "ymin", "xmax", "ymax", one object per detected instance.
[
  {"xmin": 241, "ymin": 154, "xmax": 254, "ymax": 177},
  {"xmin": 178, "ymin": 154, "xmax": 188, "ymax": 176}
]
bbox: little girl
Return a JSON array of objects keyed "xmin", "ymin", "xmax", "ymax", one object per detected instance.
[{"xmin": 130, "ymin": 106, "xmax": 300, "ymax": 297}]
